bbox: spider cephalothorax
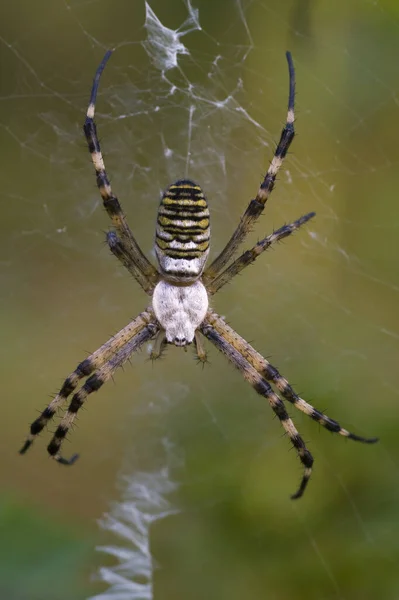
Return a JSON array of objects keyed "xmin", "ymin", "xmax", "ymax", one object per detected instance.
[{"xmin": 20, "ymin": 50, "xmax": 377, "ymax": 499}]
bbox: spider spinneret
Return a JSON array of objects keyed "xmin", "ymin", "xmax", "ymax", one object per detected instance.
[{"xmin": 19, "ymin": 49, "xmax": 377, "ymax": 499}]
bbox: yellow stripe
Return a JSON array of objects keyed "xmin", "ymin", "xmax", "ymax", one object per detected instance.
[
  {"xmin": 162, "ymin": 197, "xmax": 207, "ymax": 207},
  {"xmin": 169, "ymin": 184, "xmax": 202, "ymax": 191},
  {"xmin": 158, "ymin": 216, "xmax": 209, "ymax": 228}
]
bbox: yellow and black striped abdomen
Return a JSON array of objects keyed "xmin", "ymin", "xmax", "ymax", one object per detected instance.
[{"xmin": 155, "ymin": 179, "xmax": 210, "ymax": 282}]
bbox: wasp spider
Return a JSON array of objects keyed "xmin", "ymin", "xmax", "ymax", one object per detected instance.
[{"xmin": 20, "ymin": 50, "xmax": 377, "ymax": 499}]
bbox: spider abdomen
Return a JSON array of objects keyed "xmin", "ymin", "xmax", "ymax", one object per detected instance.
[
  {"xmin": 155, "ymin": 179, "xmax": 210, "ymax": 283},
  {"xmin": 152, "ymin": 280, "xmax": 208, "ymax": 346}
]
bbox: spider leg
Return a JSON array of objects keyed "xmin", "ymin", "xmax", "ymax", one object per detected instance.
[
  {"xmin": 107, "ymin": 232, "xmax": 158, "ymax": 294},
  {"xmin": 203, "ymin": 52, "xmax": 296, "ymax": 283},
  {"xmin": 47, "ymin": 321, "xmax": 159, "ymax": 465},
  {"xmin": 194, "ymin": 331, "xmax": 208, "ymax": 364},
  {"xmin": 19, "ymin": 309, "xmax": 155, "ymax": 455},
  {"xmin": 200, "ymin": 317, "xmax": 312, "ymax": 499},
  {"xmin": 149, "ymin": 330, "xmax": 167, "ymax": 361},
  {"xmin": 206, "ymin": 310, "xmax": 378, "ymax": 444},
  {"xmin": 84, "ymin": 50, "xmax": 158, "ymax": 293},
  {"xmin": 207, "ymin": 212, "xmax": 315, "ymax": 295}
]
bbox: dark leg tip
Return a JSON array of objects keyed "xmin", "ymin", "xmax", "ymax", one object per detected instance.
[
  {"xmin": 19, "ymin": 440, "xmax": 33, "ymax": 455},
  {"xmin": 290, "ymin": 472, "xmax": 310, "ymax": 500},
  {"xmin": 348, "ymin": 433, "xmax": 379, "ymax": 444},
  {"xmin": 365, "ymin": 437, "xmax": 379, "ymax": 444},
  {"xmin": 290, "ymin": 489, "xmax": 303, "ymax": 501},
  {"xmin": 55, "ymin": 453, "xmax": 80, "ymax": 466}
]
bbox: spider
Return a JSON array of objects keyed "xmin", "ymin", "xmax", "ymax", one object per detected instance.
[{"xmin": 20, "ymin": 50, "xmax": 377, "ymax": 499}]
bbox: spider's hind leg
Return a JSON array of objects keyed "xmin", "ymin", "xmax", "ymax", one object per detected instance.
[
  {"xmin": 203, "ymin": 51, "xmax": 297, "ymax": 283},
  {"xmin": 206, "ymin": 212, "xmax": 315, "ymax": 295},
  {"xmin": 107, "ymin": 231, "xmax": 158, "ymax": 294},
  {"xmin": 84, "ymin": 50, "xmax": 159, "ymax": 294}
]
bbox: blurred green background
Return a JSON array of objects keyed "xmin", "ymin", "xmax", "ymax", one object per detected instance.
[{"xmin": 1, "ymin": 0, "xmax": 399, "ymax": 598}]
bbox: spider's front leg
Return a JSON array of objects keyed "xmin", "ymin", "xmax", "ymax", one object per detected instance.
[
  {"xmin": 19, "ymin": 310, "xmax": 156, "ymax": 460},
  {"xmin": 201, "ymin": 310, "xmax": 378, "ymax": 499},
  {"xmin": 206, "ymin": 311, "xmax": 378, "ymax": 445},
  {"xmin": 47, "ymin": 321, "xmax": 159, "ymax": 464},
  {"xmin": 200, "ymin": 319, "xmax": 313, "ymax": 499}
]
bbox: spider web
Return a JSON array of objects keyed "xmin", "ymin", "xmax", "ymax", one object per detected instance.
[{"xmin": 2, "ymin": 1, "xmax": 399, "ymax": 599}]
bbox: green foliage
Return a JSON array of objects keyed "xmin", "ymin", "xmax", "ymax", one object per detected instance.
[{"xmin": 0, "ymin": 498, "xmax": 93, "ymax": 600}]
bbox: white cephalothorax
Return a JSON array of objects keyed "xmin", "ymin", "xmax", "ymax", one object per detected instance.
[{"xmin": 152, "ymin": 280, "xmax": 208, "ymax": 346}]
